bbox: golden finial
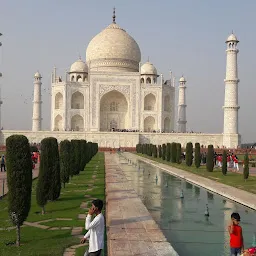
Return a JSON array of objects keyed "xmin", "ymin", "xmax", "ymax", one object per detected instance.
[{"xmin": 113, "ymin": 7, "xmax": 116, "ymax": 23}]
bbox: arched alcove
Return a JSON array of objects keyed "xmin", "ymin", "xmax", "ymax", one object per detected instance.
[
  {"xmin": 77, "ymin": 75, "xmax": 82, "ymax": 82},
  {"xmin": 164, "ymin": 117, "xmax": 171, "ymax": 132},
  {"xmin": 55, "ymin": 92, "xmax": 63, "ymax": 109},
  {"xmin": 54, "ymin": 115, "xmax": 63, "ymax": 131},
  {"xmin": 71, "ymin": 114, "xmax": 84, "ymax": 131},
  {"xmin": 164, "ymin": 95, "xmax": 171, "ymax": 112},
  {"xmin": 71, "ymin": 91, "xmax": 84, "ymax": 109},
  {"xmin": 100, "ymin": 90, "xmax": 128, "ymax": 131},
  {"xmin": 144, "ymin": 93, "xmax": 156, "ymax": 111},
  {"xmin": 144, "ymin": 116, "xmax": 155, "ymax": 132},
  {"xmin": 140, "ymin": 78, "xmax": 144, "ymax": 83},
  {"xmin": 146, "ymin": 77, "xmax": 151, "ymax": 84}
]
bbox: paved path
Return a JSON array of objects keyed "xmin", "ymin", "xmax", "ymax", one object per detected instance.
[
  {"xmin": 130, "ymin": 153, "xmax": 256, "ymax": 210},
  {"xmin": 0, "ymin": 165, "xmax": 39, "ymax": 198},
  {"xmin": 105, "ymin": 152, "xmax": 178, "ymax": 256}
]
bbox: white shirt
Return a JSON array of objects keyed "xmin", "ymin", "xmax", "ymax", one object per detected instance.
[{"xmin": 84, "ymin": 213, "xmax": 105, "ymax": 253}]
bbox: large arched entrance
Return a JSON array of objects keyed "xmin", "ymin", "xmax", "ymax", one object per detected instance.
[{"xmin": 100, "ymin": 90, "xmax": 128, "ymax": 131}]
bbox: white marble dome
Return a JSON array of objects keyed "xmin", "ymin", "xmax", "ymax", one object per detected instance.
[
  {"xmin": 34, "ymin": 71, "xmax": 41, "ymax": 78},
  {"xmin": 86, "ymin": 22, "xmax": 141, "ymax": 72},
  {"xmin": 179, "ymin": 76, "xmax": 186, "ymax": 82},
  {"xmin": 226, "ymin": 33, "xmax": 238, "ymax": 42},
  {"xmin": 70, "ymin": 59, "xmax": 88, "ymax": 73},
  {"xmin": 141, "ymin": 62, "xmax": 157, "ymax": 75}
]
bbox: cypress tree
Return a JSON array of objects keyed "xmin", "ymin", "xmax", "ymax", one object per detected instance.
[
  {"xmin": 166, "ymin": 143, "xmax": 171, "ymax": 162},
  {"xmin": 47, "ymin": 138, "xmax": 61, "ymax": 201},
  {"xmin": 153, "ymin": 145, "xmax": 158, "ymax": 158},
  {"xmin": 194, "ymin": 143, "xmax": 201, "ymax": 168},
  {"xmin": 80, "ymin": 140, "xmax": 87, "ymax": 172},
  {"xmin": 206, "ymin": 145, "xmax": 214, "ymax": 172},
  {"xmin": 87, "ymin": 142, "xmax": 92, "ymax": 160},
  {"xmin": 222, "ymin": 150, "xmax": 227, "ymax": 175},
  {"xmin": 185, "ymin": 142, "xmax": 193, "ymax": 166},
  {"xmin": 6, "ymin": 135, "xmax": 32, "ymax": 246},
  {"xmin": 162, "ymin": 144, "xmax": 166, "ymax": 160},
  {"xmin": 171, "ymin": 142, "xmax": 177, "ymax": 163},
  {"xmin": 70, "ymin": 140, "xmax": 76, "ymax": 178},
  {"xmin": 176, "ymin": 143, "xmax": 181, "ymax": 164},
  {"xmin": 71, "ymin": 140, "xmax": 81, "ymax": 175},
  {"xmin": 243, "ymin": 153, "xmax": 249, "ymax": 181},
  {"xmin": 158, "ymin": 145, "xmax": 162, "ymax": 158},
  {"xmin": 59, "ymin": 140, "xmax": 71, "ymax": 188}
]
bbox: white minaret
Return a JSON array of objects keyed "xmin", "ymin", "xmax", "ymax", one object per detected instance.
[
  {"xmin": 223, "ymin": 33, "xmax": 240, "ymax": 136},
  {"xmin": 177, "ymin": 76, "xmax": 187, "ymax": 133},
  {"xmin": 32, "ymin": 71, "xmax": 42, "ymax": 131}
]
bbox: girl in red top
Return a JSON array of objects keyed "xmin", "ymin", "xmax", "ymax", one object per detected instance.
[{"xmin": 228, "ymin": 212, "xmax": 244, "ymax": 255}]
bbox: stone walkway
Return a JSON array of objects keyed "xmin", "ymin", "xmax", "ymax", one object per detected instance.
[
  {"xmin": 105, "ymin": 152, "xmax": 178, "ymax": 256},
  {"xmin": 131, "ymin": 153, "xmax": 256, "ymax": 210},
  {"xmin": 0, "ymin": 165, "xmax": 39, "ymax": 198}
]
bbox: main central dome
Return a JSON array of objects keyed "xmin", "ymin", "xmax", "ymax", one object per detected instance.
[{"xmin": 86, "ymin": 15, "xmax": 141, "ymax": 72}]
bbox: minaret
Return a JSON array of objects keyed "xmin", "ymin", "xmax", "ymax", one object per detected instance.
[
  {"xmin": 0, "ymin": 33, "xmax": 3, "ymax": 130},
  {"xmin": 32, "ymin": 71, "xmax": 42, "ymax": 131},
  {"xmin": 177, "ymin": 76, "xmax": 187, "ymax": 133},
  {"xmin": 223, "ymin": 33, "xmax": 240, "ymax": 136}
]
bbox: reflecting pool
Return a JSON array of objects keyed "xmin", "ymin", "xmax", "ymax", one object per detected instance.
[{"xmin": 119, "ymin": 153, "xmax": 256, "ymax": 256}]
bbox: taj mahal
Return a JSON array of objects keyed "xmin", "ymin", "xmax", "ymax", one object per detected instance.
[{"xmin": 0, "ymin": 10, "xmax": 241, "ymax": 148}]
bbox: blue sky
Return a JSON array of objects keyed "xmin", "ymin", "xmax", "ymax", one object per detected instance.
[{"xmin": 0, "ymin": 0, "xmax": 255, "ymax": 142}]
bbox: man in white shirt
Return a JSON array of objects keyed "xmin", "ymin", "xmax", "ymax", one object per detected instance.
[{"xmin": 80, "ymin": 199, "xmax": 105, "ymax": 256}]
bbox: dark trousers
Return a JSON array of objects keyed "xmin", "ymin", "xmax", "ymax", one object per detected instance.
[
  {"xmin": 1, "ymin": 164, "xmax": 5, "ymax": 172},
  {"xmin": 89, "ymin": 249, "xmax": 102, "ymax": 256}
]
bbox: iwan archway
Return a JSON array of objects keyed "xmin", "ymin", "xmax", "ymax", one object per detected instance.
[{"xmin": 100, "ymin": 90, "xmax": 128, "ymax": 131}]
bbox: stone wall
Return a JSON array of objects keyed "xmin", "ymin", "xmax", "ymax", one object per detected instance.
[{"xmin": 0, "ymin": 130, "xmax": 240, "ymax": 148}]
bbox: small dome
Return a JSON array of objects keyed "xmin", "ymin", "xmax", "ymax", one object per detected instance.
[
  {"xmin": 179, "ymin": 76, "xmax": 186, "ymax": 82},
  {"xmin": 70, "ymin": 59, "xmax": 88, "ymax": 73},
  {"xmin": 141, "ymin": 62, "xmax": 157, "ymax": 75},
  {"xmin": 34, "ymin": 71, "xmax": 41, "ymax": 78},
  {"xmin": 226, "ymin": 33, "xmax": 239, "ymax": 42}
]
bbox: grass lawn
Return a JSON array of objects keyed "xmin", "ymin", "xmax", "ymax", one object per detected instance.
[
  {"xmin": 136, "ymin": 153, "xmax": 256, "ymax": 194},
  {"xmin": 0, "ymin": 152, "xmax": 106, "ymax": 256}
]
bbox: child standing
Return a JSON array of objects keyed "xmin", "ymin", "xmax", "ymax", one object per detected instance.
[{"xmin": 228, "ymin": 212, "xmax": 244, "ymax": 256}]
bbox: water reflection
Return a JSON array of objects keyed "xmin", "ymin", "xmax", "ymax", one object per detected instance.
[{"xmin": 119, "ymin": 153, "xmax": 256, "ymax": 256}]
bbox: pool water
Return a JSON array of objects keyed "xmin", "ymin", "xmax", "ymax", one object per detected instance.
[{"xmin": 119, "ymin": 153, "xmax": 256, "ymax": 256}]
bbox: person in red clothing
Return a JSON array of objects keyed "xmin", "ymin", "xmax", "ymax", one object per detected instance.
[{"xmin": 228, "ymin": 212, "xmax": 244, "ymax": 255}]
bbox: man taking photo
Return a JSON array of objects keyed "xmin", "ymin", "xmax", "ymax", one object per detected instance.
[{"xmin": 80, "ymin": 199, "xmax": 105, "ymax": 256}]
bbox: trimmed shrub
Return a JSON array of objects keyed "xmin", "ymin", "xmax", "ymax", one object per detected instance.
[
  {"xmin": 80, "ymin": 140, "xmax": 87, "ymax": 172},
  {"xmin": 222, "ymin": 150, "xmax": 227, "ymax": 175},
  {"xmin": 166, "ymin": 143, "xmax": 171, "ymax": 162},
  {"xmin": 206, "ymin": 145, "xmax": 214, "ymax": 172},
  {"xmin": 171, "ymin": 142, "xmax": 177, "ymax": 163},
  {"xmin": 59, "ymin": 140, "xmax": 71, "ymax": 188},
  {"xmin": 71, "ymin": 140, "xmax": 81, "ymax": 175},
  {"xmin": 243, "ymin": 153, "xmax": 249, "ymax": 181},
  {"xmin": 6, "ymin": 135, "xmax": 32, "ymax": 246},
  {"xmin": 158, "ymin": 145, "xmax": 162, "ymax": 158},
  {"xmin": 176, "ymin": 143, "xmax": 181, "ymax": 164},
  {"xmin": 185, "ymin": 142, "xmax": 193, "ymax": 166},
  {"xmin": 153, "ymin": 145, "xmax": 157, "ymax": 158},
  {"xmin": 162, "ymin": 144, "xmax": 166, "ymax": 160},
  {"xmin": 194, "ymin": 143, "xmax": 201, "ymax": 168}
]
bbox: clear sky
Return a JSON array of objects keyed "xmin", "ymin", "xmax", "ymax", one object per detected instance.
[{"xmin": 0, "ymin": 0, "xmax": 255, "ymax": 142}]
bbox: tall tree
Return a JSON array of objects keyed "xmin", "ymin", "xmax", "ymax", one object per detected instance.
[
  {"xmin": 194, "ymin": 143, "xmax": 201, "ymax": 168},
  {"xmin": 171, "ymin": 142, "xmax": 177, "ymax": 163},
  {"xmin": 80, "ymin": 140, "xmax": 87, "ymax": 172},
  {"xmin": 6, "ymin": 135, "xmax": 32, "ymax": 246},
  {"xmin": 166, "ymin": 143, "xmax": 171, "ymax": 162},
  {"xmin": 153, "ymin": 145, "xmax": 158, "ymax": 158},
  {"xmin": 71, "ymin": 140, "xmax": 81, "ymax": 175},
  {"xmin": 162, "ymin": 144, "xmax": 166, "ymax": 161},
  {"xmin": 158, "ymin": 145, "xmax": 162, "ymax": 158},
  {"xmin": 243, "ymin": 153, "xmax": 249, "ymax": 181},
  {"xmin": 222, "ymin": 150, "xmax": 227, "ymax": 175},
  {"xmin": 185, "ymin": 142, "xmax": 193, "ymax": 166},
  {"xmin": 176, "ymin": 143, "xmax": 181, "ymax": 164},
  {"xmin": 206, "ymin": 145, "xmax": 214, "ymax": 172},
  {"xmin": 59, "ymin": 140, "xmax": 71, "ymax": 188}
]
